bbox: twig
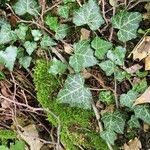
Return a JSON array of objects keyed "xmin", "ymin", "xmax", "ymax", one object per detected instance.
[
  {"xmin": 114, "ymin": 74, "xmax": 119, "ymax": 109},
  {"xmin": 76, "ymin": 0, "xmax": 82, "ymax": 7},
  {"xmin": 44, "ymin": 1, "xmax": 62, "ymax": 14},
  {"xmin": 101, "ymin": 0, "xmax": 108, "ymax": 25}
]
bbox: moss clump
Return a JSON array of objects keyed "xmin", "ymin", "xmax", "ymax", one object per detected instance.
[{"xmin": 33, "ymin": 60, "xmax": 108, "ymax": 150}]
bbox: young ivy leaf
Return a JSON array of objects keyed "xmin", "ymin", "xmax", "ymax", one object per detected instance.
[
  {"xmin": 73, "ymin": 0, "xmax": 104, "ymax": 30},
  {"xmin": 100, "ymin": 130, "xmax": 117, "ymax": 145},
  {"xmin": 31, "ymin": 30, "xmax": 42, "ymax": 41},
  {"xmin": 0, "ymin": 24, "xmax": 17, "ymax": 44},
  {"xmin": 55, "ymin": 24, "xmax": 69, "ymax": 40},
  {"xmin": 115, "ymin": 70, "xmax": 130, "ymax": 82},
  {"xmin": 69, "ymin": 40, "xmax": 97, "ymax": 72},
  {"xmin": 91, "ymin": 37, "xmax": 112, "ymax": 60},
  {"xmin": 24, "ymin": 41, "xmax": 37, "ymax": 55},
  {"xmin": 19, "ymin": 56, "xmax": 32, "ymax": 69},
  {"xmin": 102, "ymin": 111, "xmax": 126, "ymax": 134},
  {"xmin": 99, "ymin": 60, "xmax": 116, "ymax": 76},
  {"xmin": 13, "ymin": 0, "xmax": 39, "ymax": 16},
  {"xmin": 120, "ymin": 90, "xmax": 138, "ymax": 108},
  {"xmin": 58, "ymin": 5, "xmax": 70, "ymax": 19},
  {"xmin": 112, "ymin": 11, "xmax": 142, "ymax": 42},
  {"xmin": 57, "ymin": 74, "xmax": 92, "ymax": 109},
  {"xmin": 45, "ymin": 16, "xmax": 59, "ymax": 32},
  {"xmin": 107, "ymin": 46, "xmax": 126, "ymax": 66},
  {"xmin": 15, "ymin": 24, "xmax": 28, "ymax": 41},
  {"xmin": 48, "ymin": 58, "xmax": 67, "ymax": 75},
  {"xmin": 40, "ymin": 35, "xmax": 56, "ymax": 49},
  {"xmin": 0, "ymin": 46, "xmax": 17, "ymax": 71},
  {"xmin": 134, "ymin": 105, "xmax": 150, "ymax": 125},
  {"xmin": 128, "ymin": 115, "xmax": 140, "ymax": 129}
]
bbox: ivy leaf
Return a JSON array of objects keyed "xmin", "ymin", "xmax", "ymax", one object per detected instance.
[
  {"xmin": 10, "ymin": 140, "xmax": 25, "ymax": 150},
  {"xmin": 102, "ymin": 111, "xmax": 126, "ymax": 134},
  {"xmin": 19, "ymin": 56, "xmax": 32, "ymax": 69},
  {"xmin": 40, "ymin": 35, "xmax": 56, "ymax": 49},
  {"xmin": 120, "ymin": 90, "xmax": 138, "ymax": 108},
  {"xmin": 45, "ymin": 16, "xmax": 59, "ymax": 32},
  {"xmin": 107, "ymin": 46, "xmax": 126, "ymax": 66},
  {"xmin": 69, "ymin": 40, "xmax": 97, "ymax": 72},
  {"xmin": 58, "ymin": 5, "xmax": 70, "ymax": 19},
  {"xmin": 128, "ymin": 115, "xmax": 140, "ymax": 129},
  {"xmin": 15, "ymin": 24, "xmax": 28, "ymax": 41},
  {"xmin": 0, "ymin": 146, "xmax": 9, "ymax": 150},
  {"xmin": 0, "ymin": 24, "xmax": 17, "ymax": 44},
  {"xmin": 112, "ymin": 11, "xmax": 142, "ymax": 42},
  {"xmin": 31, "ymin": 30, "xmax": 42, "ymax": 41},
  {"xmin": 91, "ymin": 37, "xmax": 112, "ymax": 60},
  {"xmin": 13, "ymin": 0, "xmax": 39, "ymax": 16},
  {"xmin": 0, "ymin": 46, "xmax": 17, "ymax": 71},
  {"xmin": 99, "ymin": 90, "xmax": 115, "ymax": 105},
  {"xmin": 115, "ymin": 70, "xmax": 130, "ymax": 82},
  {"xmin": 132, "ymin": 79, "xmax": 148, "ymax": 94},
  {"xmin": 55, "ymin": 24, "xmax": 69, "ymax": 40},
  {"xmin": 57, "ymin": 74, "xmax": 92, "ymax": 109},
  {"xmin": 134, "ymin": 105, "xmax": 150, "ymax": 125},
  {"xmin": 24, "ymin": 41, "xmax": 37, "ymax": 55},
  {"xmin": 48, "ymin": 58, "xmax": 67, "ymax": 75},
  {"xmin": 100, "ymin": 130, "xmax": 117, "ymax": 145},
  {"xmin": 99, "ymin": 60, "xmax": 116, "ymax": 76},
  {"xmin": 64, "ymin": 0, "xmax": 75, "ymax": 4},
  {"xmin": 73, "ymin": 0, "xmax": 104, "ymax": 30}
]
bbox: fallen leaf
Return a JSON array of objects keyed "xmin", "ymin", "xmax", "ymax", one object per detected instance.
[
  {"xmin": 145, "ymin": 55, "xmax": 150, "ymax": 70},
  {"xmin": 143, "ymin": 123, "xmax": 150, "ymax": 132},
  {"xmin": 124, "ymin": 64, "xmax": 142, "ymax": 74},
  {"xmin": 18, "ymin": 124, "xmax": 43, "ymax": 150},
  {"xmin": 64, "ymin": 43, "xmax": 73, "ymax": 54},
  {"xmin": 131, "ymin": 36, "xmax": 150, "ymax": 61},
  {"xmin": 101, "ymin": 105, "xmax": 115, "ymax": 116},
  {"xmin": 124, "ymin": 137, "xmax": 142, "ymax": 150},
  {"xmin": 80, "ymin": 28, "xmax": 90, "ymax": 40},
  {"xmin": 81, "ymin": 69, "xmax": 92, "ymax": 79},
  {"xmin": 134, "ymin": 86, "xmax": 150, "ymax": 105}
]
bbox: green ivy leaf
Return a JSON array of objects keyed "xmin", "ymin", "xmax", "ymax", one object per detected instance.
[
  {"xmin": 112, "ymin": 11, "xmax": 142, "ymax": 42},
  {"xmin": 99, "ymin": 90, "xmax": 115, "ymax": 105},
  {"xmin": 73, "ymin": 0, "xmax": 104, "ymax": 30},
  {"xmin": 10, "ymin": 140, "xmax": 25, "ymax": 150},
  {"xmin": 134, "ymin": 105, "xmax": 150, "ymax": 125},
  {"xmin": 132, "ymin": 79, "xmax": 148, "ymax": 94},
  {"xmin": 15, "ymin": 24, "xmax": 28, "ymax": 41},
  {"xmin": 115, "ymin": 70, "xmax": 130, "ymax": 82},
  {"xmin": 100, "ymin": 130, "xmax": 117, "ymax": 145},
  {"xmin": 48, "ymin": 58, "xmax": 67, "ymax": 75},
  {"xmin": 24, "ymin": 41, "xmax": 37, "ymax": 55},
  {"xmin": 107, "ymin": 46, "xmax": 126, "ymax": 66},
  {"xmin": 45, "ymin": 16, "xmax": 59, "ymax": 32},
  {"xmin": 55, "ymin": 24, "xmax": 69, "ymax": 40},
  {"xmin": 102, "ymin": 111, "xmax": 126, "ymax": 134},
  {"xmin": 136, "ymin": 70, "xmax": 148, "ymax": 78},
  {"xmin": 0, "ymin": 46, "xmax": 17, "ymax": 71},
  {"xmin": 57, "ymin": 74, "xmax": 92, "ymax": 109},
  {"xmin": 13, "ymin": 0, "xmax": 39, "ymax": 16},
  {"xmin": 69, "ymin": 40, "xmax": 97, "ymax": 72},
  {"xmin": 31, "ymin": 30, "xmax": 42, "ymax": 41},
  {"xmin": 99, "ymin": 60, "xmax": 116, "ymax": 76},
  {"xmin": 0, "ymin": 71, "xmax": 5, "ymax": 80},
  {"xmin": 58, "ymin": 5, "xmax": 70, "ymax": 19},
  {"xmin": 0, "ymin": 24, "xmax": 17, "ymax": 44},
  {"xmin": 19, "ymin": 56, "xmax": 32, "ymax": 69},
  {"xmin": 40, "ymin": 35, "xmax": 56, "ymax": 49},
  {"xmin": 120, "ymin": 90, "xmax": 138, "ymax": 108},
  {"xmin": 128, "ymin": 115, "xmax": 140, "ymax": 129},
  {"xmin": 0, "ymin": 146, "xmax": 9, "ymax": 150},
  {"xmin": 64, "ymin": 0, "xmax": 75, "ymax": 4},
  {"xmin": 91, "ymin": 37, "xmax": 112, "ymax": 60}
]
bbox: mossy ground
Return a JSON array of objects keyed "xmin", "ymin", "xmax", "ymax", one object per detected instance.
[{"xmin": 33, "ymin": 59, "xmax": 108, "ymax": 150}]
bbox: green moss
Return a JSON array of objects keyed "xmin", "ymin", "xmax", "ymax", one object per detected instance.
[
  {"xmin": 0, "ymin": 130, "xmax": 16, "ymax": 140},
  {"xmin": 33, "ymin": 60, "xmax": 108, "ymax": 150}
]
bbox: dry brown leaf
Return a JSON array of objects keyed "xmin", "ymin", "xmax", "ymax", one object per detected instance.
[
  {"xmin": 101, "ymin": 105, "xmax": 115, "ymax": 116},
  {"xmin": 134, "ymin": 86, "xmax": 150, "ymax": 105},
  {"xmin": 18, "ymin": 124, "xmax": 43, "ymax": 150},
  {"xmin": 131, "ymin": 36, "xmax": 150, "ymax": 61},
  {"xmin": 143, "ymin": 123, "xmax": 150, "ymax": 132},
  {"xmin": 81, "ymin": 69, "xmax": 92, "ymax": 79},
  {"xmin": 64, "ymin": 43, "xmax": 73, "ymax": 54},
  {"xmin": 124, "ymin": 64, "xmax": 142, "ymax": 74},
  {"xmin": 80, "ymin": 28, "xmax": 90, "ymax": 40},
  {"xmin": 145, "ymin": 55, "xmax": 150, "ymax": 70},
  {"xmin": 124, "ymin": 137, "xmax": 142, "ymax": 150}
]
